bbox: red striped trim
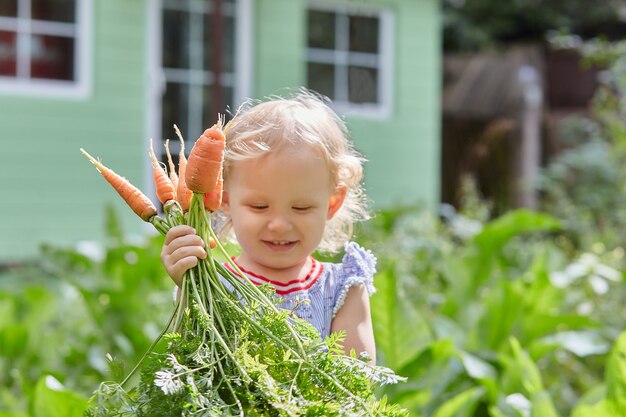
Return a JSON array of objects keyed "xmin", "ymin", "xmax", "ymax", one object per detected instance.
[{"xmin": 224, "ymin": 257, "xmax": 324, "ymax": 295}]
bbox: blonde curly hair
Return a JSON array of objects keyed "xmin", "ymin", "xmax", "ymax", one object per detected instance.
[{"xmin": 218, "ymin": 88, "xmax": 370, "ymax": 253}]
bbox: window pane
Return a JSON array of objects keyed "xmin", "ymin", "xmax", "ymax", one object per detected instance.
[
  {"xmin": 32, "ymin": 0, "xmax": 75, "ymax": 23},
  {"xmin": 307, "ymin": 10, "xmax": 335, "ymax": 49},
  {"xmin": 348, "ymin": 66, "xmax": 377, "ymax": 103},
  {"xmin": 0, "ymin": 0, "xmax": 17, "ymax": 17},
  {"xmin": 349, "ymin": 16, "xmax": 379, "ymax": 53},
  {"xmin": 162, "ymin": 82, "xmax": 189, "ymax": 144},
  {"xmin": 0, "ymin": 31, "xmax": 17, "ymax": 76},
  {"xmin": 307, "ymin": 63, "xmax": 335, "ymax": 100},
  {"xmin": 203, "ymin": 12, "xmax": 235, "ymax": 74},
  {"xmin": 202, "ymin": 84, "xmax": 233, "ymax": 129},
  {"xmin": 162, "ymin": 9, "xmax": 190, "ymax": 69},
  {"xmin": 30, "ymin": 34, "xmax": 74, "ymax": 80},
  {"xmin": 223, "ymin": 16, "xmax": 235, "ymax": 73}
]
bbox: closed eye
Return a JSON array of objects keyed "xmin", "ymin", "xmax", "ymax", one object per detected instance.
[
  {"xmin": 249, "ymin": 204, "xmax": 268, "ymax": 210},
  {"xmin": 293, "ymin": 206, "xmax": 312, "ymax": 212}
]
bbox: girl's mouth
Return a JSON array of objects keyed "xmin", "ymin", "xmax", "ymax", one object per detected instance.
[{"xmin": 262, "ymin": 240, "xmax": 297, "ymax": 251}]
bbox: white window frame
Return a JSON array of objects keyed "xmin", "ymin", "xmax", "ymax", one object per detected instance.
[
  {"xmin": 0, "ymin": 0, "xmax": 93, "ymax": 99},
  {"xmin": 145, "ymin": 0, "xmax": 252, "ymax": 212},
  {"xmin": 154, "ymin": 0, "xmax": 251, "ymax": 145},
  {"xmin": 306, "ymin": 2, "xmax": 394, "ymax": 119}
]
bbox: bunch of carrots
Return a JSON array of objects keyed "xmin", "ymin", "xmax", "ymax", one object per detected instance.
[{"xmin": 81, "ymin": 118, "xmax": 407, "ymax": 416}]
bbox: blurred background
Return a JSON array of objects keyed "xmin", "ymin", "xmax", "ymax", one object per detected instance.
[{"xmin": 1, "ymin": 0, "xmax": 626, "ymax": 416}]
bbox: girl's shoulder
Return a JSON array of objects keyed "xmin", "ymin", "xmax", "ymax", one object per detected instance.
[
  {"xmin": 325, "ymin": 241, "xmax": 377, "ymax": 281},
  {"xmin": 320, "ymin": 242, "xmax": 377, "ymax": 316}
]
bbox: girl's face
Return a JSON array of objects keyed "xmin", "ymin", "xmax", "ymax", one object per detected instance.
[{"xmin": 222, "ymin": 145, "xmax": 345, "ymax": 280}]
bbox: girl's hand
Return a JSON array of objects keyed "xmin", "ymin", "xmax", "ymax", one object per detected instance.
[{"xmin": 160, "ymin": 225, "xmax": 208, "ymax": 286}]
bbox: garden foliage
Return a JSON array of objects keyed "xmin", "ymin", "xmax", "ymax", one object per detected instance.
[
  {"xmin": 2, "ymin": 37, "xmax": 626, "ymax": 417},
  {"xmin": 2, "ymin": 201, "xmax": 626, "ymax": 416}
]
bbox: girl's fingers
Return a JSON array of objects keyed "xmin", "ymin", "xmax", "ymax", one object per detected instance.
[
  {"xmin": 171, "ymin": 244, "xmax": 207, "ymax": 262},
  {"xmin": 166, "ymin": 234, "xmax": 205, "ymax": 255},
  {"xmin": 163, "ymin": 246, "xmax": 206, "ymax": 285},
  {"xmin": 160, "ymin": 225, "xmax": 216, "ymax": 284},
  {"xmin": 170, "ymin": 255, "xmax": 199, "ymax": 286},
  {"xmin": 164, "ymin": 226, "xmax": 216, "ymax": 252},
  {"xmin": 163, "ymin": 225, "xmax": 196, "ymax": 245}
]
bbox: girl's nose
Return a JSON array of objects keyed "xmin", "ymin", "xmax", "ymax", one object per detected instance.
[{"xmin": 267, "ymin": 214, "xmax": 293, "ymax": 233}]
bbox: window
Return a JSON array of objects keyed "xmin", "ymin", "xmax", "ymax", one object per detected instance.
[
  {"xmin": 0, "ymin": 0, "xmax": 92, "ymax": 97},
  {"xmin": 161, "ymin": 0, "xmax": 238, "ymax": 150},
  {"xmin": 306, "ymin": 5, "xmax": 393, "ymax": 117}
]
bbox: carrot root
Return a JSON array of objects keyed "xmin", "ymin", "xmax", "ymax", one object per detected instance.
[
  {"xmin": 149, "ymin": 138, "xmax": 177, "ymax": 204},
  {"xmin": 80, "ymin": 148, "xmax": 157, "ymax": 222}
]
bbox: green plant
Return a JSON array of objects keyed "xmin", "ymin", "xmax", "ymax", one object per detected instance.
[
  {"xmin": 357, "ymin": 206, "xmax": 625, "ymax": 416},
  {"xmin": 0, "ymin": 207, "xmax": 175, "ymax": 415},
  {"xmin": 537, "ymin": 36, "xmax": 626, "ymax": 259},
  {"xmin": 2, "ymin": 202, "xmax": 626, "ymax": 416},
  {"xmin": 443, "ymin": 0, "xmax": 625, "ymax": 52}
]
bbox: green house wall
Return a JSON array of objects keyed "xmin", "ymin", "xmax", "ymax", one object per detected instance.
[
  {"xmin": 0, "ymin": 0, "xmax": 150, "ymax": 262},
  {"xmin": 0, "ymin": 0, "xmax": 440, "ymax": 262},
  {"xmin": 253, "ymin": 0, "xmax": 441, "ymax": 209}
]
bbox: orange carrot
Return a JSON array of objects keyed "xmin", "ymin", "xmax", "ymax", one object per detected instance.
[
  {"xmin": 203, "ymin": 170, "xmax": 223, "ymax": 212},
  {"xmin": 185, "ymin": 119, "xmax": 225, "ymax": 194},
  {"xmin": 80, "ymin": 148, "xmax": 157, "ymax": 221},
  {"xmin": 174, "ymin": 125, "xmax": 193, "ymax": 211},
  {"xmin": 148, "ymin": 139, "xmax": 176, "ymax": 204},
  {"xmin": 164, "ymin": 139, "xmax": 179, "ymax": 191}
]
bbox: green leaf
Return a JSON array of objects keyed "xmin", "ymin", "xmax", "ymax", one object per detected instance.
[
  {"xmin": 439, "ymin": 255, "xmax": 476, "ymax": 317},
  {"xmin": 606, "ymin": 329, "xmax": 626, "ymax": 411},
  {"xmin": 432, "ymin": 386, "xmax": 485, "ymax": 417},
  {"xmin": 390, "ymin": 339, "xmax": 464, "ymax": 412},
  {"xmin": 541, "ymin": 330, "xmax": 610, "ymax": 357},
  {"xmin": 460, "ymin": 351, "xmax": 496, "ymax": 379},
  {"xmin": 0, "ymin": 324, "xmax": 29, "ymax": 359},
  {"xmin": 530, "ymin": 390, "xmax": 560, "ymax": 417},
  {"xmin": 0, "ymin": 294, "xmax": 17, "ymax": 324},
  {"xmin": 31, "ymin": 375, "xmax": 88, "ymax": 417},
  {"xmin": 459, "ymin": 350, "xmax": 498, "ymax": 398},
  {"xmin": 488, "ymin": 406, "xmax": 521, "ymax": 417},
  {"xmin": 473, "ymin": 210, "xmax": 561, "ymax": 254},
  {"xmin": 524, "ymin": 314, "xmax": 598, "ymax": 345},
  {"xmin": 371, "ymin": 267, "xmax": 432, "ymax": 370},
  {"xmin": 470, "ymin": 280, "xmax": 524, "ymax": 351},
  {"xmin": 571, "ymin": 400, "xmax": 612, "ymax": 417},
  {"xmin": 501, "ymin": 338, "xmax": 544, "ymax": 396}
]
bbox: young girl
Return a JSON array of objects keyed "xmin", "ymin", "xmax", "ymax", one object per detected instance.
[{"xmin": 160, "ymin": 90, "xmax": 377, "ymax": 363}]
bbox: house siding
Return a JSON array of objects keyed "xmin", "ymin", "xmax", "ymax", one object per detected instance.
[
  {"xmin": 0, "ymin": 0, "xmax": 150, "ymax": 262},
  {"xmin": 0, "ymin": 0, "xmax": 440, "ymax": 262},
  {"xmin": 252, "ymin": 0, "xmax": 441, "ymax": 208},
  {"xmin": 253, "ymin": 0, "xmax": 306, "ymax": 94}
]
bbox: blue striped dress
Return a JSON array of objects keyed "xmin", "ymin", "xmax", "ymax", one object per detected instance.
[{"xmin": 223, "ymin": 241, "xmax": 377, "ymax": 338}]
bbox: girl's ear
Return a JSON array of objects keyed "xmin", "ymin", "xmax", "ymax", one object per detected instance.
[
  {"xmin": 221, "ymin": 191, "xmax": 231, "ymax": 215},
  {"xmin": 327, "ymin": 187, "xmax": 347, "ymax": 219}
]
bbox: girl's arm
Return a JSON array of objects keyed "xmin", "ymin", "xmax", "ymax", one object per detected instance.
[{"xmin": 330, "ymin": 285, "xmax": 376, "ymax": 364}]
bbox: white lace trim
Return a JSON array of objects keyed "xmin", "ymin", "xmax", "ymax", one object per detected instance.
[
  {"xmin": 332, "ymin": 242, "xmax": 377, "ymax": 317},
  {"xmin": 332, "ymin": 275, "xmax": 376, "ymax": 317}
]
